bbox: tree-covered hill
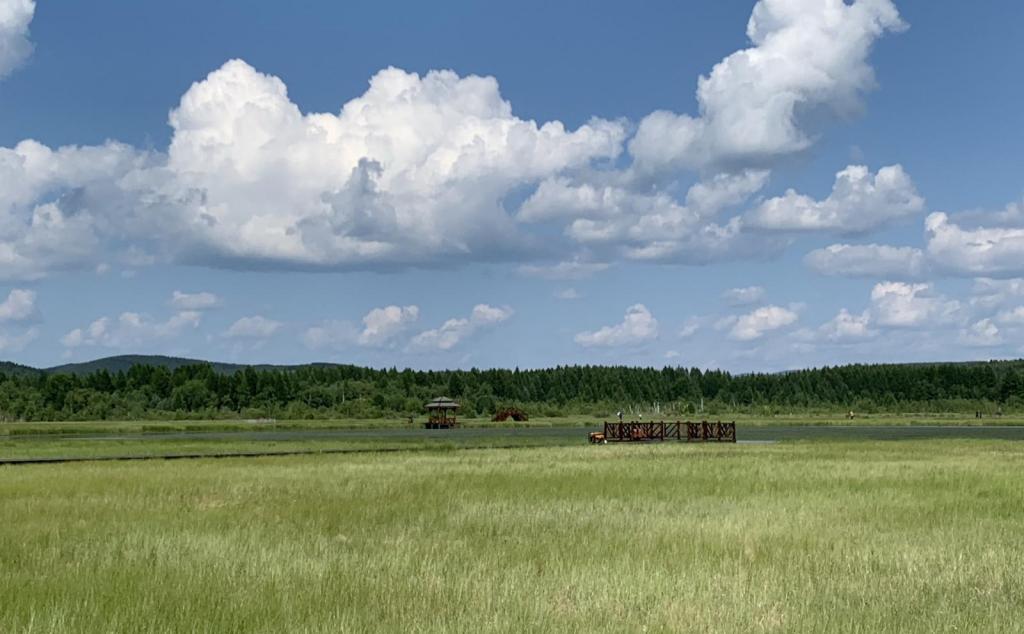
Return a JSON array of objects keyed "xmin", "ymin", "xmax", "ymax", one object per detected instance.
[
  {"xmin": 45, "ymin": 355, "xmax": 246, "ymax": 375},
  {"xmin": 0, "ymin": 361, "xmax": 41, "ymax": 378},
  {"xmin": 0, "ymin": 356, "xmax": 1023, "ymax": 421}
]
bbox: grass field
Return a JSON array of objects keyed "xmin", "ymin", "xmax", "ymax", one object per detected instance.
[
  {"xmin": 3, "ymin": 440, "xmax": 1024, "ymax": 632},
  {"xmin": 0, "ymin": 430, "xmax": 580, "ymax": 461}
]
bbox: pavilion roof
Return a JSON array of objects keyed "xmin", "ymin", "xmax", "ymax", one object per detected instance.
[{"xmin": 425, "ymin": 397, "xmax": 460, "ymax": 409}]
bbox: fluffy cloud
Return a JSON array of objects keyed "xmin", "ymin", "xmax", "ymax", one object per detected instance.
[
  {"xmin": 516, "ymin": 0, "xmax": 905, "ymax": 266},
  {"xmin": 926, "ymin": 212, "xmax": 1024, "ymax": 277},
  {"xmin": 804, "ymin": 243, "xmax": 926, "ymax": 278},
  {"xmin": 0, "ymin": 61, "xmax": 625, "ymax": 278},
  {"xmin": 995, "ymin": 307, "xmax": 1024, "ymax": 325},
  {"xmin": 0, "ymin": 140, "xmax": 151, "ymax": 280},
  {"xmin": 0, "ymin": 0, "xmax": 34, "ymax": 79},
  {"xmin": 629, "ymin": 0, "xmax": 905, "ymax": 172},
  {"xmin": 679, "ymin": 317, "xmax": 701, "ymax": 338},
  {"xmin": 301, "ymin": 320, "xmax": 357, "ymax": 351},
  {"xmin": 722, "ymin": 286, "xmax": 765, "ymax": 306},
  {"xmin": 818, "ymin": 309, "xmax": 875, "ymax": 342},
  {"xmin": 554, "ymin": 288, "xmax": 581, "ymax": 301},
  {"xmin": 869, "ymin": 282, "xmax": 961, "ymax": 328},
  {"xmin": 574, "ymin": 304, "xmax": 658, "ymax": 347},
  {"xmin": 519, "ymin": 170, "xmax": 776, "ymax": 264},
  {"xmin": 303, "ymin": 304, "xmax": 420, "ymax": 350},
  {"xmin": 0, "ymin": 1, "xmax": 909, "ymax": 279},
  {"xmin": 224, "ymin": 315, "xmax": 281, "ymax": 339},
  {"xmin": 0, "ymin": 0, "xmax": 913, "ymax": 284},
  {"xmin": 970, "ymin": 278, "xmax": 1024, "ymax": 311},
  {"xmin": 746, "ymin": 165, "xmax": 923, "ymax": 233},
  {"xmin": 357, "ymin": 305, "xmax": 419, "ymax": 347},
  {"xmin": 0, "ymin": 326, "xmax": 37, "ymax": 351},
  {"xmin": 729, "ymin": 305, "xmax": 798, "ymax": 341},
  {"xmin": 0, "ymin": 288, "xmax": 37, "ymax": 321},
  {"xmin": 959, "ymin": 319, "xmax": 1002, "ymax": 347},
  {"xmin": 171, "ymin": 290, "xmax": 220, "ymax": 311},
  {"xmin": 518, "ymin": 170, "xmax": 768, "ymax": 224},
  {"xmin": 149, "ymin": 61, "xmax": 624, "ymax": 269},
  {"xmin": 944, "ymin": 198, "xmax": 1024, "ymax": 228},
  {"xmin": 62, "ymin": 311, "xmax": 201, "ymax": 349},
  {"xmin": 409, "ymin": 304, "xmax": 512, "ymax": 351},
  {"xmin": 518, "ymin": 258, "xmax": 609, "ymax": 280}
]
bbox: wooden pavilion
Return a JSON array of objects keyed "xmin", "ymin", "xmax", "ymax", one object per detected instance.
[{"xmin": 424, "ymin": 397, "xmax": 460, "ymax": 429}]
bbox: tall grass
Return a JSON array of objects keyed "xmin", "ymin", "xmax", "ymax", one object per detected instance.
[{"xmin": 2, "ymin": 441, "xmax": 1023, "ymax": 632}]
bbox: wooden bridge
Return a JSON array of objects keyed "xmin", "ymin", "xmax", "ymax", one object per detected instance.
[{"xmin": 593, "ymin": 421, "xmax": 736, "ymax": 443}]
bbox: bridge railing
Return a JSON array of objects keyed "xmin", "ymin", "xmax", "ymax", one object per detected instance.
[{"xmin": 602, "ymin": 420, "xmax": 736, "ymax": 443}]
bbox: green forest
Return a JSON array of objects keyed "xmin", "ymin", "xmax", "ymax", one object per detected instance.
[{"xmin": 1, "ymin": 357, "xmax": 1024, "ymax": 421}]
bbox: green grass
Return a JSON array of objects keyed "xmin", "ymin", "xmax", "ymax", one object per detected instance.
[
  {"xmin": 0, "ymin": 432, "xmax": 579, "ymax": 461},
  {"xmin": 3, "ymin": 440, "xmax": 1024, "ymax": 632}
]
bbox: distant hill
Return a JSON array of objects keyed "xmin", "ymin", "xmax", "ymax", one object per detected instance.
[
  {"xmin": 0, "ymin": 360, "xmax": 42, "ymax": 377},
  {"xmin": 0, "ymin": 353, "xmax": 355, "ymax": 377},
  {"xmin": 42, "ymin": 355, "xmax": 348, "ymax": 376},
  {"xmin": 44, "ymin": 355, "xmax": 251, "ymax": 375}
]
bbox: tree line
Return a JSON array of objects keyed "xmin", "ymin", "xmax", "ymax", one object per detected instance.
[{"xmin": 0, "ymin": 360, "xmax": 1022, "ymax": 421}]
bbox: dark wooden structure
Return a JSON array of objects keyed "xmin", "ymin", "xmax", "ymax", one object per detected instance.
[
  {"xmin": 492, "ymin": 407, "xmax": 528, "ymax": 422},
  {"xmin": 597, "ymin": 420, "xmax": 736, "ymax": 443},
  {"xmin": 424, "ymin": 397, "xmax": 460, "ymax": 429}
]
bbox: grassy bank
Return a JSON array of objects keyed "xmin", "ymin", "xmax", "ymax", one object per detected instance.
[
  {"xmin": 0, "ymin": 430, "xmax": 582, "ymax": 461},
  {"xmin": 2, "ymin": 441, "xmax": 1023, "ymax": 632}
]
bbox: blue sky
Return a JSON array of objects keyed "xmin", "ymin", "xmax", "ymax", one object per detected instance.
[{"xmin": 0, "ymin": 0, "xmax": 1023, "ymax": 371}]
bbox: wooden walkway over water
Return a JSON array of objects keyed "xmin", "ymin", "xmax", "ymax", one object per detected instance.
[{"xmin": 597, "ymin": 421, "xmax": 736, "ymax": 443}]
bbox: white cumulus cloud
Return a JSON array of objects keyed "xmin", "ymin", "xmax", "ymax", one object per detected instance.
[
  {"xmin": 357, "ymin": 305, "xmax": 419, "ymax": 347},
  {"xmin": 520, "ymin": 170, "xmax": 775, "ymax": 264},
  {"xmin": 818, "ymin": 309, "xmax": 875, "ymax": 342},
  {"xmin": 996, "ymin": 307, "xmax": 1024, "ymax": 325},
  {"xmin": 869, "ymin": 282, "xmax": 961, "ymax": 328},
  {"xmin": 0, "ymin": 0, "xmax": 34, "ymax": 79},
  {"xmin": 746, "ymin": 165, "xmax": 923, "ymax": 233},
  {"xmin": 171, "ymin": 290, "xmax": 220, "ymax": 311},
  {"xmin": 629, "ymin": 0, "xmax": 905, "ymax": 172},
  {"xmin": 0, "ymin": 140, "xmax": 151, "ymax": 280},
  {"xmin": 0, "ymin": 0, "xmax": 911, "ymax": 280},
  {"xmin": 972, "ymin": 278, "xmax": 1024, "ymax": 311},
  {"xmin": 804, "ymin": 243, "xmax": 925, "ymax": 278},
  {"xmin": 303, "ymin": 304, "xmax": 420, "ymax": 350},
  {"xmin": 517, "ymin": 258, "xmax": 609, "ymax": 280},
  {"xmin": 302, "ymin": 320, "xmax": 358, "ymax": 351},
  {"xmin": 729, "ymin": 305, "xmax": 798, "ymax": 341},
  {"xmin": 959, "ymin": 319, "xmax": 1002, "ymax": 347},
  {"xmin": 0, "ymin": 326, "xmax": 37, "ymax": 352},
  {"xmin": 224, "ymin": 315, "xmax": 281, "ymax": 339},
  {"xmin": 722, "ymin": 286, "xmax": 765, "ymax": 306},
  {"xmin": 574, "ymin": 304, "xmax": 658, "ymax": 348},
  {"xmin": 926, "ymin": 212, "xmax": 1024, "ymax": 277},
  {"xmin": 148, "ymin": 61, "xmax": 625, "ymax": 269},
  {"xmin": 679, "ymin": 317, "xmax": 701, "ymax": 338},
  {"xmin": 0, "ymin": 288, "xmax": 37, "ymax": 321},
  {"xmin": 409, "ymin": 304, "xmax": 512, "ymax": 351},
  {"xmin": 0, "ymin": 60, "xmax": 625, "ymax": 278},
  {"xmin": 62, "ymin": 311, "xmax": 201, "ymax": 349},
  {"xmin": 0, "ymin": 0, "xmax": 911, "ymax": 279}
]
